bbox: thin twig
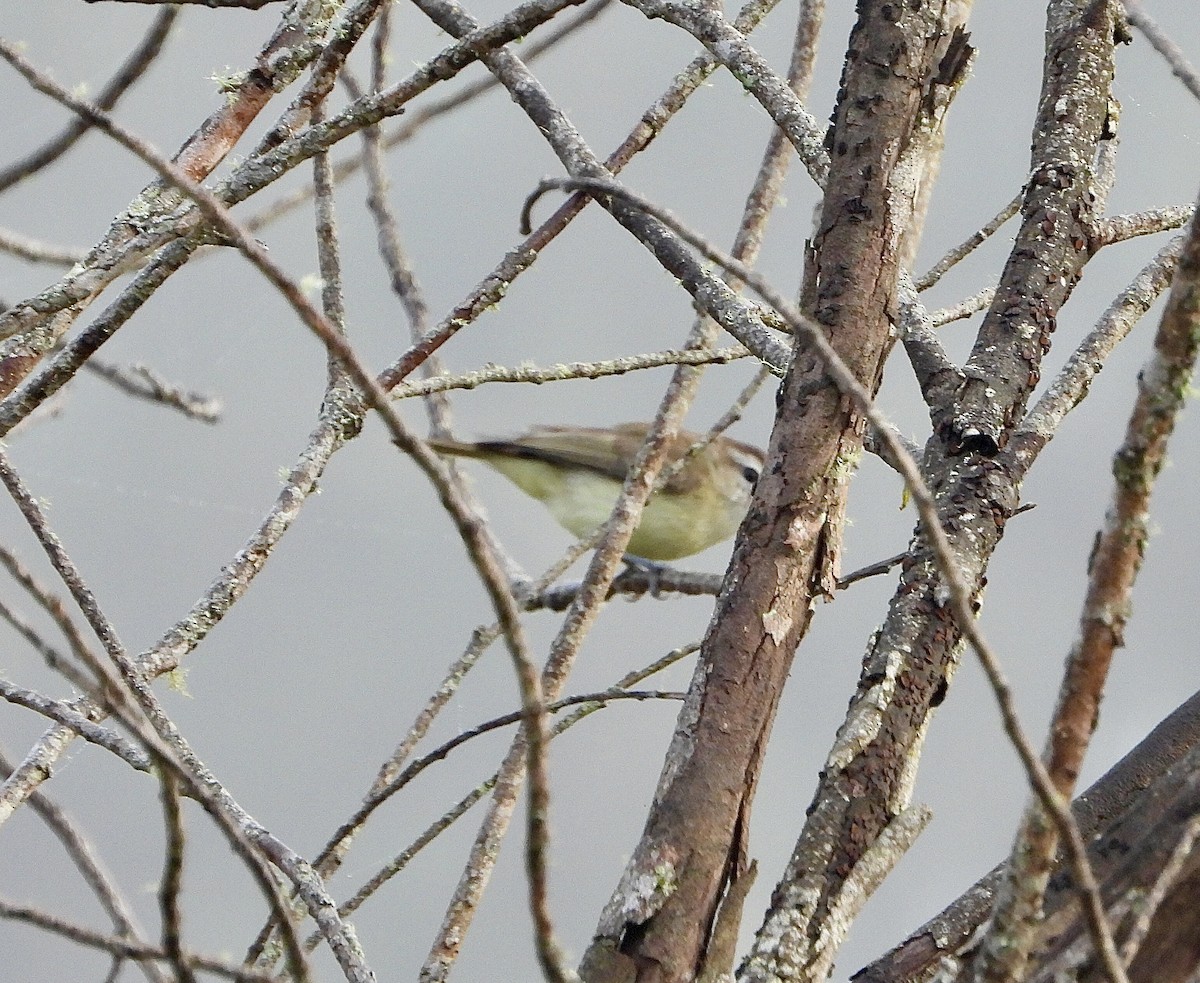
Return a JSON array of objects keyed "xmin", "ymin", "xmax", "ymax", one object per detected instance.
[
  {"xmin": 253, "ymin": 523, "xmax": 605, "ymax": 970},
  {"xmin": 1122, "ymin": 815, "xmax": 1200, "ymax": 967},
  {"xmin": 531, "ymin": 548, "xmax": 907, "ymax": 611},
  {"xmin": 157, "ymin": 774, "xmax": 195, "ymax": 983},
  {"xmin": 0, "ymin": 238, "xmax": 205, "ymax": 437},
  {"xmin": 0, "ymin": 9, "xmax": 177, "ymax": 193},
  {"xmin": 305, "ymin": 644, "xmax": 697, "ymax": 945},
  {"xmin": 0, "ymin": 595, "xmax": 97, "ymax": 694},
  {"xmin": 0, "ymin": 544, "xmax": 104, "ymax": 675},
  {"xmin": 0, "ymin": 228, "xmax": 87, "ymax": 267},
  {"xmin": 0, "ymin": 680, "xmax": 150, "ymax": 770},
  {"xmin": 1090, "ymin": 204, "xmax": 1194, "ymax": 249},
  {"xmin": 915, "ymin": 191, "xmax": 1022, "ymax": 291},
  {"xmin": 247, "ymin": 0, "xmax": 391, "ymax": 163},
  {"xmin": 82, "ymin": 360, "xmax": 221, "ymax": 422},
  {"xmin": 929, "ymin": 285, "xmax": 996, "ymax": 327},
  {"xmin": 0, "ymin": 748, "xmax": 167, "ymax": 983},
  {"xmin": 391, "ymin": 346, "xmax": 752, "ymax": 400},
  {"xmin": 245, "ymin": 0, "xmax": 614, "ymax": 233},
  {"xmin": 324, "ymin": 96, "xmax": 545, "ymax": 979},
  {"xmin": 613, "ymin": 0, "xmax": 829, "ymax": 186},
  {"xmin": 896, "ymin": 270, "xmax": 963, "ymax": 413},
  {"xmin": 377, "ymin": 626, "xmax": 499, "ymax": 792},
  {"xmin": 0, "ymin": 451, "xmax": 322, "ymax": 983},
  {"xmin": 349, "ymin": 64, "xmax": 526, "ymax": 579},
  {"xmin": 0, "ymin": 897, "xmax": 276, "ymax": 982},
  {"xmin": 1011, "ymin": 237, "xmax": 1181, "ymax": 461},
  {"xmin": 1123, "ymin": 0, "xmax": 1200, "ymax": 103},
  {"xmin": 351, "ymin": 689, "xmax": 684, "ymax": 821},
  {"xmin": 247, "ymin": 621, "xmax": 497, "ymax": 977}
]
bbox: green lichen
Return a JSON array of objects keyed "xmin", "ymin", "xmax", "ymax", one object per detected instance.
[
  {"xmin": 830, "ymin": 442, "xmax": 863, "ymax": 485},
  {"xmin": 166, "ymin": 666, "xmax": 190, "ymax": 696},
  {"xmin": 652, "ymin": 861, "xmax": 677, "ymax": 898},
  {"xmin": 209, "ymin": 69, "xmax": 248, "ymax": 97}
]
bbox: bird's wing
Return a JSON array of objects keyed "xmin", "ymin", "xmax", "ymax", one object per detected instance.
[
  {"xmin": 480, "ymin": 426, "xmax": 635, "ymax": 481},
  {"xmin": 432, "ymin": 423, "xmax": 713, "ymax": 492}
]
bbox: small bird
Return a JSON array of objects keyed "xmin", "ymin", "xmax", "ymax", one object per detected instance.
[{"xmin": 428, "ymin": 422, "xmax": 764, "ymax": 561}]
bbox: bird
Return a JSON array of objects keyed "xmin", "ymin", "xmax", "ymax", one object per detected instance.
[{"xmin": 428, "ymin": 422, "xmax": 764, "ymax": 561}]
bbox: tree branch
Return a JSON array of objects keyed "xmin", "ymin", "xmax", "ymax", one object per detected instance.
[{"xmin": 950, "ymin": 0, "xmax": 1119, "ymax": 453}]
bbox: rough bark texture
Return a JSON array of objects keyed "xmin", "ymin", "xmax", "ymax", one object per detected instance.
[
  {"xmin": 736, "ymin": 5, "xmax": 1116, "ymax": 981},
  {"xmin": 950, "ymin": 0, "xmax": 1117, "ymax": 451},
  {"xmin": 854, "ymin": 689, "xmax": 1200, "ymax": 982},
  {"xmin": 1035, "ymin": 745, "xmax": 1200, "ymax": 983},
  {"xmin": 580, "ymin": 4, "xmax": 963, "ymax": 980}
]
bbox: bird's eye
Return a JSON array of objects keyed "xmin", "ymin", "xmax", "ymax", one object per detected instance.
[{"xmin": 741, "ymin": 465, "xmax": 760, "ymax": 485}]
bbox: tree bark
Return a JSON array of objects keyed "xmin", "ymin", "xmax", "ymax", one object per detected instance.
[{"xmin": 581, "ymin": 4, "xmax": 969, "ymax": 980}]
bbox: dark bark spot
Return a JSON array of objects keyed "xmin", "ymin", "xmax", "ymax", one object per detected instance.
[{"xmin": 844, "ymin": 196, "xmax": 873, "ymax": 221}]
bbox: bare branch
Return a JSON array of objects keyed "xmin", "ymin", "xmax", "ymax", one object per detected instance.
[
  {"xmin": 973, "ymin": 173, "xmax": 1200, "ymax": 983},
  {"xmin": 157, "ymin": 775, "xmax": 195, "ymax": 983},
  {"xmin": 0, "ymin": 681, "xmax": 149, "ymax": 771},
  {"xmin": 391, "ymin": 347, "xmax": 754, "ymax": 400},
  {"xmin": 1124, "ymin": 0, "xmax": 1200, "ymax": 103},
  {"xmin": 1119, "ymin": 817, "xmax": 1200, "ymax": 967},
  {"xmin": 245, "ymin": 0, "xmax": 616, "ymax": 233},
  {"xmin": 915, "ymin": 191, "xmax": 1022, "ymax": 291},
  {"xmin": 0, "ymin": 9, "xmax": 178, "ymax": 193},
  {"xmin": 0, "ymin": 748, "xmax": 166, "ymax": 983},
  {"xmin": 928, "ymin": 285, "xmax": 996, "ymax": 327},
  {"xmin": 82, "ymin": 360, "xmax": 222, "ymax": 422},
  {"xmin": 950, "ymin": 0, "xmax": 1118, "ymax": 453},
  {"xmin": 0, "ymin": 228, "xmax": 87, "ymax": 267},
  {"xmin": 0, "ymin": 897, "xmax": 277, "ymax": 982},
  {"xmin": 1009, "ymin": 236, "xmax": 1181, "ymax": 466},
  {"xmin": 0, "ymin": 543, "xmax": 103, "ymax": 688},
  {"xmin": 897, "ymin": 271, "xmax": 964, "ymax": 416},
  {"xmin": 1091, "ymin": 205, "xmax": 1194, "ymax": 249},
  {"xmin": 856, "ymin": 688, "xmax": 1200, "ymax": 981}
]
